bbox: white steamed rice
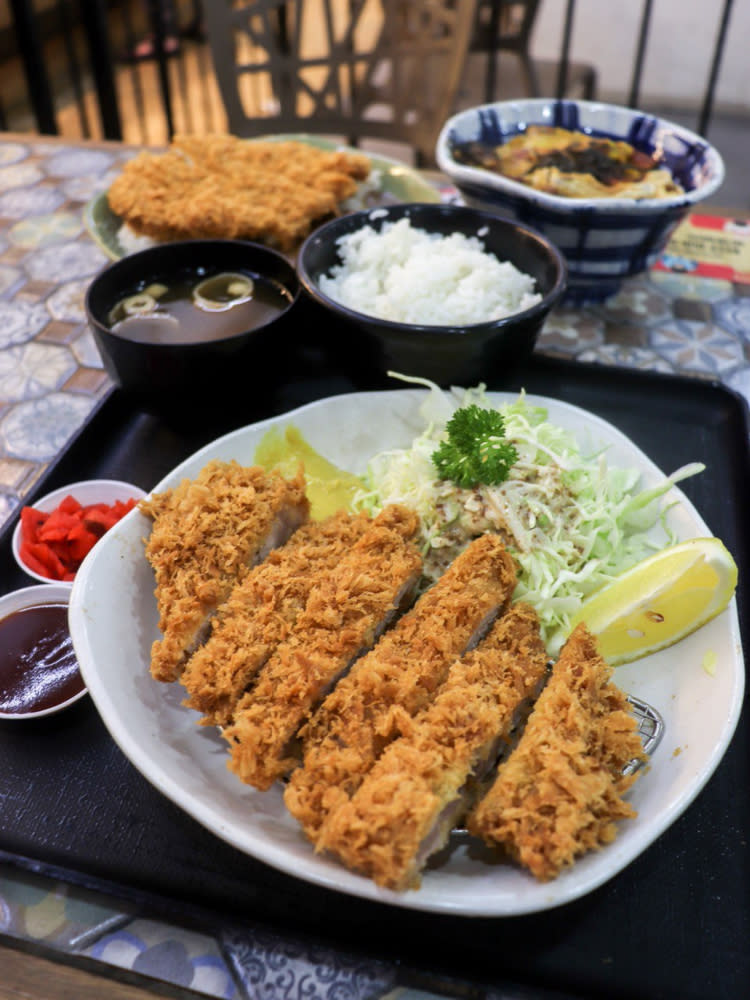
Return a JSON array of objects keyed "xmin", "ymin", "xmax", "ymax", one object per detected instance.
[
  {"xmin": 117, "ymin": 223, "xmax": 157, "ymax": 254},
  {"xmin": 318, "ymin": 217, "xmax": 541, "ymax": 326}
]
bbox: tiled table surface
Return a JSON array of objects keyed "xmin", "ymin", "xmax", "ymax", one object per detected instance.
[
  {"xmin": 1, "ymin": 133, "xmax": 749, "ymax": 999},
  {"xmin": 2, "ymin": 136, "xmax": 750, "ymax": 541}
]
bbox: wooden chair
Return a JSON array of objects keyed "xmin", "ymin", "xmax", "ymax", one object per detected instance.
[
  {"xmin": 202, "ymin": 0, "xmax": 478, "ymax": 165},
  {"xmin": 468, "ymin": 1, "xmax": 597, "ymax": 103}
]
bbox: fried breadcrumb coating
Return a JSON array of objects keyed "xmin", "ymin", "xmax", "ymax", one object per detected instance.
[
  {"xmin": 140, "ymin": 461, "xmax": 309, "ymax": 682},
  {"xmin": 108, "ymin": 135, "xmax": 371, "ymax": 251},
  {"xmin": 322, "ymin": 603, "xmax": 549, "ymax": 889},
  {"xmin": 222, "ymin": 505, "xmax": 422, "ymax": 790},
  {"xmin": 181, "ymin": 510, "xmax": 372, "ymax": 726},
  {"xmin": 467, "ymin": 623, "xmax": 646, "ymax": 881},
  {"xmin": 284, "ymin": 534, "xmax": 517, "ymax": 845}
]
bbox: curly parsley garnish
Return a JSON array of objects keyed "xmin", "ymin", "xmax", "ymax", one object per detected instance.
[{"xmin": 431, "ymin": 405, "xmax": 518, "ymax": 488}]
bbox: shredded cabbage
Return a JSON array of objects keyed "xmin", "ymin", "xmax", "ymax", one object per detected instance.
[{"xmin": 354, "ymin": 374, "xmax": 704, "ymax": 653}]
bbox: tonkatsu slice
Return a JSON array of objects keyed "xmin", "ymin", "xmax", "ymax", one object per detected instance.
[
  {"xmin": 222, "ymin": 504, "xmax": 423, "ymax": 790},
  {"xmin": 181, "ymin": 510, "xmax": 372, "ymax": 726},
  {"xmin": 467, "ymin": 623, "xmax": 646, "ymax": 882},
  {"xmin": 322, "ymin": 602, "xmax": 550, "ymax": 890},
  {"xmin": 141, "ymin": 460, "xmax": 309, "ymax": 682},
  {"xmin": 284, "ymin": 534, "xmax": 518, "ymax": 845}
]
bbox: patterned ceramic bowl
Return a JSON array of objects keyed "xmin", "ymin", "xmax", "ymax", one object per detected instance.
[{"xmin": 436, "ymin": 99, "xmax": 725, "ymax": 302}]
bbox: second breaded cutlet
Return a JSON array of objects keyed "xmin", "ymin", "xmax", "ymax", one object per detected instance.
[
  {"xmin": 321, "ymin": 603, "xmax": 550, "ymax": 890},
  {"xmin": 222, "ymin": 505, "xmax": 423, "ymax": 790},
  {"xmin": 107, "ymin": 135, "xmax": 371, "ymax": 251},
  {"xmin": 140, "ymin": 461, "xmax": 309, "ymax": 682},
  {"xmin": 467, "ymin": 623, "xmax": 646, "ymax": 882},
  {"xmin": 180, "ymin": 510, "xmax": 372, "ymax": 726},
  {"xmin": 284, "ymin": 534, "xmax": 518, "ymax": 845}
]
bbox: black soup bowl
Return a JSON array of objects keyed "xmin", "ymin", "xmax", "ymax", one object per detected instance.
[
  {"xmin": 297, "ymin": 203, "xmax": 566, "ymax": 387},
  {"xmin": 85, "ymin": 239, "xmax": 301, "ymax": 419}
]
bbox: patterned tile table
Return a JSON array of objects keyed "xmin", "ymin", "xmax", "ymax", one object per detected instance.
[
  {"xmin": 0, "ymin": 133, "xmax": 749, "ymax": 999},
  {"xmin": 1, "ymin": 136, "xmax": 749, "ymax": 541},
  {"xmin": 0, "ymin": 135, "xmax": 134, "ymax": 534}
]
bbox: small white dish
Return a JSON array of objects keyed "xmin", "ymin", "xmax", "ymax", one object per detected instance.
[
  {"xmin": 12, "ymin": 479, "xmax": 146, "ymax": 584},
  {"xmin": 0, "ymin": 583, "xmax": 87, "ymax": 719}
]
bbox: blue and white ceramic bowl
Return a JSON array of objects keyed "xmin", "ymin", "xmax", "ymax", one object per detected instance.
[{"xmin": 436, "ymin": 99, "xmax": 725, "ymax": 302}]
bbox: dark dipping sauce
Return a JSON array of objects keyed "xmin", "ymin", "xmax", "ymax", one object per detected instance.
[
  {"xmin": 0, "ymin": 602, "xmax": 84, "ymax": 716},
  {"xmin": 107, "ymin": 267, "xmax": 294, "ymax": 345}
]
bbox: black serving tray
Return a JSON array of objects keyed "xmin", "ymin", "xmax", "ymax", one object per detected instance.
[{"xmin": 1, "ymin": 354, "xmax": 748, "ymax": 1000}]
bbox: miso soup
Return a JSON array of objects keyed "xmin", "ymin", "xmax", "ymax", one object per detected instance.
[{"xmin": 107, "ymin": 267, "xmax": 293, "ymax": 345}]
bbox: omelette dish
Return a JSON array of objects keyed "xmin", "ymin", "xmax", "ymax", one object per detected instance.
[
  {"xmin": 453, "ymin": 125, "xmax": 684, "ymax": 199},
  {"xmin": 107, "ymin": 134, "xmax": 371, "ymax": 251},
  {"xmin": 141, "ymin": 462, "xmax": 648, "ymax": 890}
]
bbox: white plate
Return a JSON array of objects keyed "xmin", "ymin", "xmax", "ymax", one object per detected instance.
[{"xmin": 68, "ymin": 389, "xmax": 745, "ymax": 916}]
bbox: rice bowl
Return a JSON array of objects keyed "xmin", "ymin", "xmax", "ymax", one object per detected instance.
[
  {"xmin": 297, "ymin": 202, "xmax": 566, "ymax": 386},
  {"xmin": 318, "ymin": 216, "xmax": 541, "ymax": 325}
]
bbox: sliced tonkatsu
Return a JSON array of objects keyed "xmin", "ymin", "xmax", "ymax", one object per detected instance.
[
  {"xmin": 284, "ymin": 534, "xmax": 518, "ymax": 846},
  {"xmin": 222, "ymin": 504, "xmax": 423, "ymax": 790},
  {"xmin": 141, "ymin": 460, "xmax": 309, "ymax": 682},
  {"xmin": 467, "ymin": 623, "xmax": 646, "ymax": 881},
  {"xmin": 321, "ymin": 602, "xmax": 550, "ymax": 890},
  {"xmin": 181, "ymin": 509, "xmax": 372, "ymax": 726}
]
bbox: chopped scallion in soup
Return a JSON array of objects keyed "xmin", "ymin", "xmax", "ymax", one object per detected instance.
[{"xmin": 107, "ymin": 268, "xmax": 293, "ymax": 344}]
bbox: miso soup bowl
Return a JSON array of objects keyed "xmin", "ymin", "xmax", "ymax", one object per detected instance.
[{"xmin": 85, "ymin": 239, "xmax": 301, "ymax": 419}]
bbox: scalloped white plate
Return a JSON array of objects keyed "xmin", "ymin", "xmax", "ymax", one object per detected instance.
[{"xmin": 68, "ymin": 389, "xmax": 744, "ymax": 916}]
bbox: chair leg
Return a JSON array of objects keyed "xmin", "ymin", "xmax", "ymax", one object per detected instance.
[
  {"xmin": 583, "ymin": 67, "xmax": 597, "ymax": 100},
  {"xmin": 520, "ymin": 53, "xmax": 541, "ymax": 97},
  {"xmin": 484, "ymin": 49, "xmax": 496, "ymax": 103}
]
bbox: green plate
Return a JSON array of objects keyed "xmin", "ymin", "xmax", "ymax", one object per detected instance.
[{"xmin": 83, "ymin": 134, "xmax": 440, "ymax": 260}]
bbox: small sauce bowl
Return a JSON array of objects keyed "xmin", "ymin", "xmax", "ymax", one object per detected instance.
[{"xmin": 0, "ymin": 583, "xmax": 87, "ymax": 720}]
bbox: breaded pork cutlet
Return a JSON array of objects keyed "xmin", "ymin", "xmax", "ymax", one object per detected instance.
[
  {"xmin": 181, "ymin": 510, "xmax": 372, "ymax": 726},
  {"xmin": 141, "ymin": 461, "xmax": 309, "ymax": 682},
  {"xmin": 467, "ymin": 623, "xmax": 646, "ymax": 882},
  {"xmin": 222, "ymin": 505, "xmax": 423, "ymax": 790},
  {"xmin": 107, "ymin": 135, "xmax": 371, "ymax": 251},
  {"xmin": 322, "ymin": 603, "xmax": 549, "ymax": 890},
  {"xmin": 284, "ymin": 534, "xmax": 517, "ymax": 845}
]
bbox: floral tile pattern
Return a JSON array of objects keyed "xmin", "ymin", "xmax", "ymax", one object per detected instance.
[
  {"xmin": 0, "ymin": 137, "xmax": 135, "ymax": 532},
  {"xmin": 88, "ymin": 919, "xmax": 239, "ymax": 998},
  {"xmin": 650, "ymin": 320, "xmax": 746, "ymax": 373},
  {"xmin": 0, "ymin": 865, "xmax": 133, "ymax": 951},
  {"xmin": 535, "ymin": 268, "xmax": 750, "ymax": 394},
  {"xmin": 223, "ymin": 925, "xmax": 398, "ymax": 1000},
  {"xmin": 0, "ymin": 862, "xmax": 412, "ymax": 1000}
]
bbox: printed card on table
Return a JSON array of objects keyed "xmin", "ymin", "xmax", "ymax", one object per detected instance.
[{"xmin": 654, "ymin": 213, "xmax": 750, "ymax": 283}]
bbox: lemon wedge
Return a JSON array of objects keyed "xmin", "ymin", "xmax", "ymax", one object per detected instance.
[{"xmin": 570, "ymin": 537, "xmax": 738, "ymax": 665}]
